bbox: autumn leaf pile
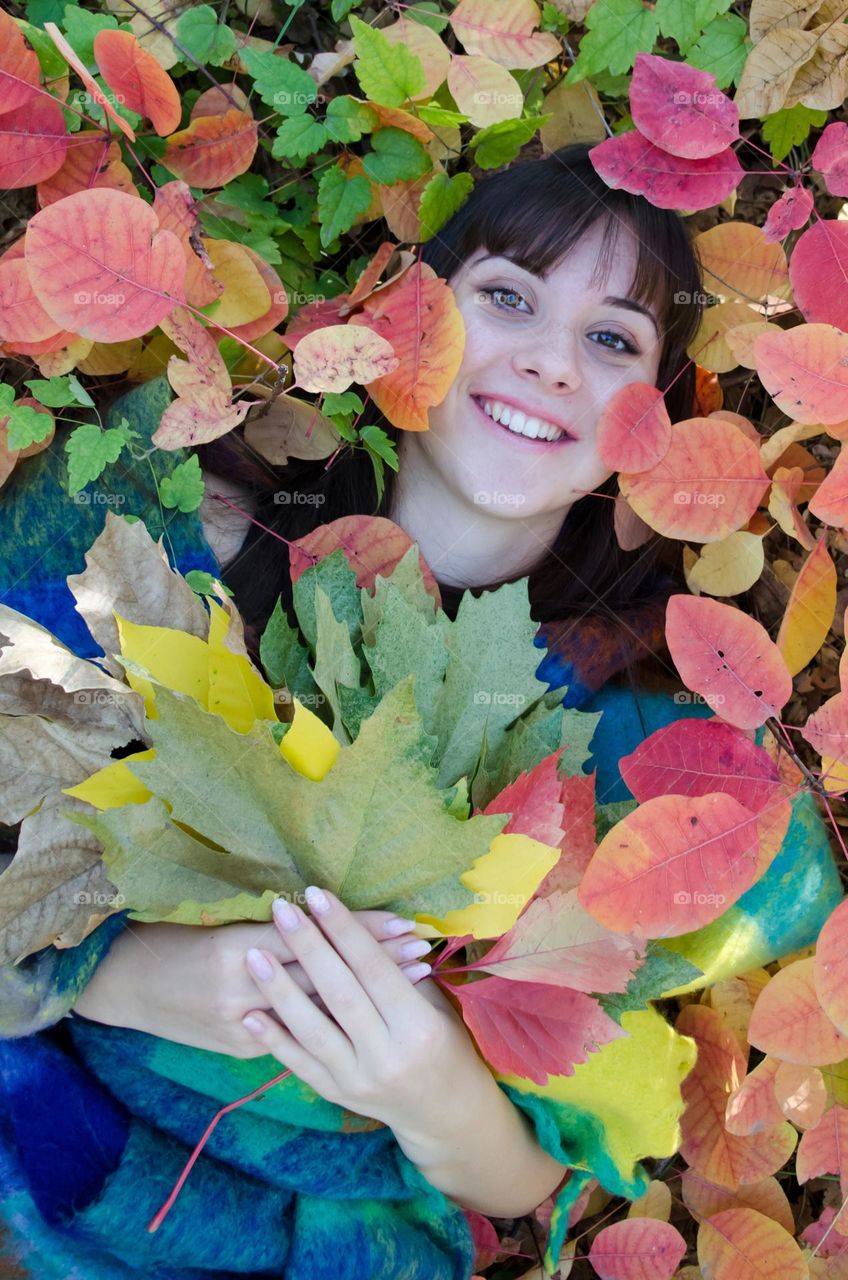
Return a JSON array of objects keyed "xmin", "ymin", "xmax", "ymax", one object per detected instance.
[{"xmin": 3, "ymin": 0, "xmax": 848, "ymax": 1275}]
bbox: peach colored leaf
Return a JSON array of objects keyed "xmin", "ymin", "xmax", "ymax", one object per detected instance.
[
  {"xmin": 796, "ymin": 1104, "xmax": 848, "ymax": 1196},
  {"xmin": 664, "ymin": 595, "xmax": 793, "ymax": 731},
  {"xmin": 0, "ymin": 257, "xmax": 66, "ymax": 343},
  {"xmin": 93, "ymin": 29, "xmax": 181, "ymax": 136},
  {"xmin": 347, "ymin": 262, "xmax": 465, "ymax": 432},
  {"xmin": 725, "ymin": 1056, "xmax": 785, "ymax": 1136},
  {"xmin": 775, "ymin": 534, "xmax": 836, "ymax": 676},
  {"xmin": 768, "ymin": 464, "xmax": 817, "ymax": 550},
  {"xmin": 284, "ymin": 294, "xmax": 352, "ymax": 349},
  {"xmin": 151, "ymin": 305, "xmax": 249, "ymax": 449},
  {"xmin": 577, "ymin": 789, "xmax": 785, "ymax": 937},
  {"xmin": 449, "ymin": 0, "xmax": 561, "ymax": 69},
  {"xmin": 447, "ymin": 55, "xmax": 523, "ymax": 127},
  {"xmin": 151, "ymin": 393, "xmax": 249, "ymax": 450},
  {"xmin": 614, "ymin": 494, "xmax": 655, "ymax": 551},
  {"xmin": 809, "ymin": 444, "xmax": 848, "ymax": 531},
  {"xmin": 693, "ymin": 221, "xmax": 792, "ymax": 305},
  {"xmin": 25, "ymin": 189, "xmax": 185, "ymax": 342},
  {"xmin": 789, "ymin": 220, "xmax": 848, "ymax": 332},
  {"xmin": 597, "ymin": 381, "xmax": 672, "ymax": 472},
  {"xmin": 476, "ymin": 887, "xmax": 644, "ymax": 993},
  {"xmin": 619, "ymin": 718, "xmax": 783, "ymax": 811},
  {"xmin": 754, "ymin": 323, "xmax": 848, "ymax": 425},
  {"xmin": 450, "ymin": 977, "xmax": 625, "ymax": 1084},
  {"xmin": 629, "ymin": 53, "xmax": 739, "ymax": 159},
  {"xmin": 801, "ymin": 690, "xmax": 848, "ymax": 770},
  {"xmin": 289, "ymin": 515, "xmax": 441, "ymax": 604},
  {"xmin": 762, "ymin": 185, "xmax": 814, "ymax": 243},
  {"xmin": 206, "ymin": 243, "xmax": 288, "ymax": 344},
  {"xmin": 618, "ymin": 418, "xmax": 770, "ymax": 542},
  {"xmin": 0, "ymin": 8, "xmax": 41, "ymax": 113},
  {"xmin": 162, "ymin": 109, "xmax": 258, "ymax": 187},
  {"xmin": 381, "ymin": 18, "xmax": 451, "ymax": 98},
  {"xmin": 681, "ymin": 1169, "xmax": 795, "ymax": 1235},
  {"xmin": 0, "ymin": 93, "xmax": 69, "ymax": 189},
  {"xmin": 774, "ymin": 1062, "xmax": 827, "ymax": 1130},
  {"xmin": 36, "ymin": 130, "xmax": 137, "ymax": 207},
  {"xmin": 748, "ymin": 958, "xmax": 848, "ymax": 1065},
  {"xmin": 627, "ymin": 1180, "xmax": 672, "ymax": 1222},
  {"xmin": 697, "ymin": 1208, "xmax": 807, "ymax": 1280},
  {"xmin": 588, "ymin": 1218, "xmax": 686, "ymax": 1280},
  {"xmin": 191, "ymin": 83, "xmax": 252, "ymax": 119},
  {"xmin": 44, "ymin": 22, "xmax": 135, "ymax": 142},
  {"xmin": 812, "ymin": 123, "xmax": 848, "ymax": 198},
  {"xmin": 814, "ymin": 898, "xmax": 848, "ymax": 1036},
  {"xmin": 292, "ymin": 322, "xmax": 398, "ymax": 395},
  {"xmin": 589, "ymin": 129, "xmax": 743, "ymax": 211},
  {"xmin": 152, "ymin": 181, "xmax": 222, "ymax": 310}
]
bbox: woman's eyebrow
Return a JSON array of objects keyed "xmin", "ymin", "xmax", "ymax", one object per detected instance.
[{"xmin": 471, "ymin": 254, "xmax": 659, "ymax": 336}]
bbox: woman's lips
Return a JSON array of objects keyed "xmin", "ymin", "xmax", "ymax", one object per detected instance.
[{"xmin": 470, "ymin": 395, "xmax": 576, "ymax": 446}]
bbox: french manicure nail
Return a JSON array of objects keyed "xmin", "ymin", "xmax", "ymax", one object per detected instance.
[
  {"xmin": 305, "ymin": 885, "xmax": 330, "ymax": 914},
  {"xmin": 401, "ymin": 939, "xmax": 432, "ymax": 961},
  {"xmin": 273, "ymin": 897, "xmax": 300, "ymax": 931},
  {"xmin": 246, "ymin": 948, "xmax": 274, "ymax": 980},
  {"xmin": 384, "ymin": 916, "xmax": 418, "ymax": 936},
  {"xmin": 403, "ymin": 962, "xmax": 432, "ymax": 982}
]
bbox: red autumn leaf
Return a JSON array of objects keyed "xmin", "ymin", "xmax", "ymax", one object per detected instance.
[
  {"xmin": 677, "ymin": 1005, "xmax": 797, "ymax": 1190},
  {"xmin": 697, "ymin": 1208, "xmax": 807, "ymax": 1280},
  {"xmin": 284, "ymin": 294, "xmax": 354, "ymax": 349},
  {"xmin": 813, "ymin": 898, "xmax": 848, "ymax": 1036},
  {"xmin": 0, "ymin": 257, "xmax": 66, "ymax": 343},
  {"xmin": 588, "ymin": 1217, "xmax": 687, "ymax": 1280},
  {"xmin": 152, "ymin": 181, "xmax": 222, "ymax": 310},
  {"xmin": 795, "ymin": 1104, "xmax": 848, "ymax": 1196},
  {"xmin": 789, "ymin": 221, "xmax": 848, "ymax": 332},
  {"xmin": 589, "ymin": 128, "xmax": 744, "ymax": 211},
  {"xmin": 479, "ymin": 750, "xmax": 566, "ymax": 847},
  {"xmin": 533, "ymin": 769, "xmax": 598, "ymax": 897},
  {"xmin": 162, "ymin": 109, "xmax": 258, "ymax": 188},
  {"xmin": 577, "ymin": 789, "xmax": 786, "ymax": 936},
  {"xmin": 289, "ymin": 514, "xmax": 442, "ymax": 604},
  {"xmin": 44, "ymin": 21, "xmax": 135, "ymax": 142},
  {"xmin": 762, "ymin": 185, "xmax": 813, "ymax": 243},
  {"xmin": 596, "ymin": 381, "xmax": 672, "ymax": 472},
  {"xmin": 0, "ymin": 94, "xmax": 69, "ymax": 190},
  {"xmin": 450, "ymin": 976, "xmax": 625, "ymax": 1084},
  {"xmin": 748, "ymin": 958, "xmax": 848, "ymax": 1066},
  {"xmin": 36, "ymin": 130, "xmax": 137, "ymax": 207},
  {"xmin": 0, "ymin": 8, "xmax": 41, "ymax": 113},
  {"xmin": 753, "ymin": 324, "xmax": 848, "ymax": 425},
  {"xmin": 474, "ymin": 887, "xmax": 644, "ymax": 993},
  {"xmin": 628, "ymin": 53, "xmax": 740, "ymax": 159},
  {"xmin": 347, "ymin": 261, "xmax": 466, "ymax": 431},
  {"xmin": 93, "ymin": 29, "xmax": 181, "ymax": 137},
  {"xmin": 618, "ymin": 417, "xmax": 770, "ymax": 543},
  {"xmin": 462, "ymin": 1209, "xmax": 500, "ymax": 1272},
  {"xmin": 811, "ymin": 122, "xmax": 848, "ymax": 198},
  {"xmin": 619, "ymin": 718, "xmax": 784, "ymax": 812},
  {"xmin": 680, "ymin": 1168, "xmax": 795, "ymax": 1235},
  {"xmin": 25, "ymin": 188, "xmax": 186, "ymax": 343},
  {"xmin": 664, "ymin": 595, "xmax": 793, "ymax": 731}
]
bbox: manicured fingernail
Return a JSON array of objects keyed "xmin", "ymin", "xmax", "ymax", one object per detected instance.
[
  {"xmin": 403, "ymin": 962, "xmax": 431, "ymax": 982},
  {"xmin": 384, "ymin": 916, "xmax": 418, "ymax": 936},
  {"xmin": 273, "ymin": 897, "xmax": 300, "ymax": 931},
  {"xmin": 304, "ymin": 885, "xmax": 330, "ymax": 914},
  {"xmin": 243, "ymin": 1015, "xmax": 265, "ymax": 1035},
  {"xmin": 246, "ymin": 948, "xmax": 274, "ymax": 980},
  {"xmin": 401, "ymin": 939, "xmax": 431, "ymax": 961}
]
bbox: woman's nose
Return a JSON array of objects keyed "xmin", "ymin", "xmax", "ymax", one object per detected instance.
[{"xmin": 514, "ymin": 328, "xmax": 582, "ymax": 391}]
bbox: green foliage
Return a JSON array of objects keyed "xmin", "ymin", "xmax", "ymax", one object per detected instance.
[
  {"xmin": 362, "ymin": 127, "xmax": 432, "ymax": 185},
  {"xmin": 158, "ymin": 455, "xmax": 205, "ymax": 513},
  {"xmin": 64, "ymin": 419, "xmax": 135, "ymax": 494},
  {"xmin": 565, "ymin": 0, "xmax": 660, "ymax": 82},
  {"xmin": 0, "ymin": 385, "xmax": 53, "ymax": 451},
  {"xmin": 762, "ymin": 103, "xmax": 829, "ymax": 162},
  {"xmin": 348, "ymin": 16, "xmax": 426, "ymax": 106},
  {"xmin": 175, "ymin": 5, "xmax": 236, "ymax": 67}
]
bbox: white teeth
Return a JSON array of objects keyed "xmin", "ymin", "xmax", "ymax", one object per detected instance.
[{"xmin": 480, "ymin": 398, "xmax": 565, "ymax": 442}]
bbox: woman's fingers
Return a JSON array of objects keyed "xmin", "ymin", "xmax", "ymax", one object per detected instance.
[{"xmin": 244, "ymin": 944, "xmax": 355, "ymax": 1075}]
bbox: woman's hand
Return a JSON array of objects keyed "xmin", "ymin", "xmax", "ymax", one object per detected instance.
[
  {"xmin": 70, "ymin": 910, "xmax": 432, "ymax": 1059},
  {"xmin": 240, "ymin": 886, "xmax": 491, "ymax": 1135}
]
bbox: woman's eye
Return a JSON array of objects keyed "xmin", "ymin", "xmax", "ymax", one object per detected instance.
[
  {"xmin": 479, "ymin": 285, "xmax": 530, "ymax": 312},
  {"xmin": 590, "ymin": 330, "xmax": 639, "ymax": 355}
]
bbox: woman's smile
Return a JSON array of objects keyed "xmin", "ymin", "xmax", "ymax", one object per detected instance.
[{"xmin": 470, "ymin": 394, "xmax": 578, "ymax": 447}]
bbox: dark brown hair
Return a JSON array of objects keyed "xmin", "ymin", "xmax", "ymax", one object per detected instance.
[{"xmin": 205, "ymin": 141, "xmax": 705, "ymax": 680}]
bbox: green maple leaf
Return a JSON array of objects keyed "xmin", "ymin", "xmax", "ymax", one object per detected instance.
[
  {"xmin": 159, "ymin": 455, "xmax": 205, "ymax": 513},
  {"xmin": 564, "ymin": 0, "xmax": 659, "ymax": 83},
  {"xmin": 64, "ymin": 420, "xmax": 134, "ymax": 495},
  {"xmin": 348, "ymin": 15, "xmax": 426, "ymax": 107},
  {"xmin": 240, "ymin": 47, "xmax": 318, "ymax": 116}
]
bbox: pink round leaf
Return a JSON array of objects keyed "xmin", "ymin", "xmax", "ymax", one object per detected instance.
[{"xmin": 629, "ymin": 53, "xmax": 740, "ymax": 159}]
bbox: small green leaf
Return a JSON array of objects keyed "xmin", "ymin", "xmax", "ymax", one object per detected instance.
[
  {"xmin": 762, "ymin": 103, "xmax": 827, "ymax": 163},
  {"xmin": 175, "ymin": 4, "xmax": 235, "ymax": 67},
  {"xmin": 359, "ymin": 424, "xmax": 399, "ymax": 472},
  {"xmin": 64, "ymin": 422, "xmax": 131, "ymax": 494},
  {"xmin": 470, "ymin": 116, "xmax": 549, "ymax": 169},
  {"xmin": 348, "ymin": 15, "xmax": 426, "ymax": 107},
  {"xmin": 564, "ymin": 0, "xmax": 659, "ymax": 83},
  {"xmin": 24, "ymin": 374, "xmax": 89, "ymax": 408},
  {"xmin": 241, "ymin": 47, "xmax": 318, "ymax": 115},
  {"xmin": 362, "ymin": 127, "xmax": 431, "ymax": 185},
  {"xmin": 418, "ymin": 171, "xmax": 474, "ymax": 240},
  {"xmin": 685, "ymin": 13, "xmax": 749, "ymax": 88},
  {"xmin": 331, "ymin": 0, "xmax": 363, "ymax": 19},
  {"xmin": 158, "ymin": 454, "xmax": 206, "ymax": 513},
  {"xmin": 655, "ymin": 0, "xmax": 732, "ymax": 50},
  {"xmin": 272, "ymin": 115, "xmax": 329, "ymax": 163},
  {"xmin": 60, "ymin": 2, "xmax": 120, "ymax": 64},
  {"xmin": 316, "ymin": 164, "xmax": 373, "ymax": 248},
  {"xmin": 185, "ymin": 569, "xmax": 233, "ymax": 597},
  {"xmin": 260, "ymin": 596, "xmax": 317, "ymax": 697},
  {"xmin": 5, "ymin": 402, "xmax": 54, "ymax": 451},
  {"xmin": 324, "ymin": 95, "xmax": 379, "ymax": 143},
  {"xmin": 323, "ymin": 391, "xmax": 364, "ymax": 417}
]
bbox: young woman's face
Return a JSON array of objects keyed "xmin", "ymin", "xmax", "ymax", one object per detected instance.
[{"xmin": 406, "ymin": 219, "xmax": 664, "ymax": 522}]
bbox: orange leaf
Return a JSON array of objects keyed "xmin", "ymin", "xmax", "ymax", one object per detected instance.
[
  {"xmin": 347, "ymin": 261, "xmax": 466, "ymax": 431},
  {"xmin": 796, "ymin": 1104, "xmax": 848, "ymax": 1195},
  {"xmin": 93, "ymin": 29, "xmax": 181, "ymax": 136},
  {"xmin": 449, "ymin": 0, "xmax": 562, "ymax": 69},
  {"xmin": 44, "ymin": 22, "xmax": 135, "ymax": 142},
  {"xmin": 697, "ymin": 1207, "xmax": 807, "ymax": 1280},
  {"xmin": 289, "ymin": 514, "xmax": 441, "ymax": 602},
  {"xmin": 152, "ymin": 181, "xmax": 222, "ymax": 310},
  {"xmin": 36, "ymin": 129, "xmax": 137, "ymax": 207},
  {"xmin": 748, "ymin": 958, "xmax": 848, "ymax": 1065},
  {"xmin": 588, "ymin": 1218, "xmax": 686, "ymax": 1280},
  {"xmin": 618, "ymin": 417, "xmax": 770, "ymax": 542},
  {"xmin": 0, "ymin": 256, "xmax": 66, "ymax": 343},
  {"xmin": 597, "ymin": 382, "xmax": 672, "ymax": 472},
  {"xmin": 773, "ymin": 1061, "xmax": 827, "ymax": 1129},
  {"xmin": 814, "ymin": 898, "xmax": 848, "ymax": 1036},
  {"xmin": 25, "ymin": 189, "xmax": 185, "ymax": 342},
  {"xmin": 162, "ymin": 109, "xmax": 258, "ymax": 188},
  {"xmin": 725, "ymin": 1056, "xmax": 785, "ymax": 1136},
  {"xmin": 0, "ymin": 8, "xmax": 41, "ymax": 113},
  {"xmin": 206, "ymin": 243, "xmax": 288, "ymax": 344},
  {"xmin": 809, "ymin": 444, "xmax": 848, "ymax": 531},
  {"xmin": 0, "ymin": 94, "xmax": 69, "ymax": 189},
  {"xmin": 664, "ymin": 595, "xmax": 793, "ymax": 731},
  {"xmin": 681, "ymin": 1169, "xmax": 795, "ymax": 1235},
  {"xmin": 775, "ymin": 534, "xmax": 836, "ymax": 676},
  {"xmin": 754, "ymin": 324, "xmax": 848, "ymax": 425}
]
